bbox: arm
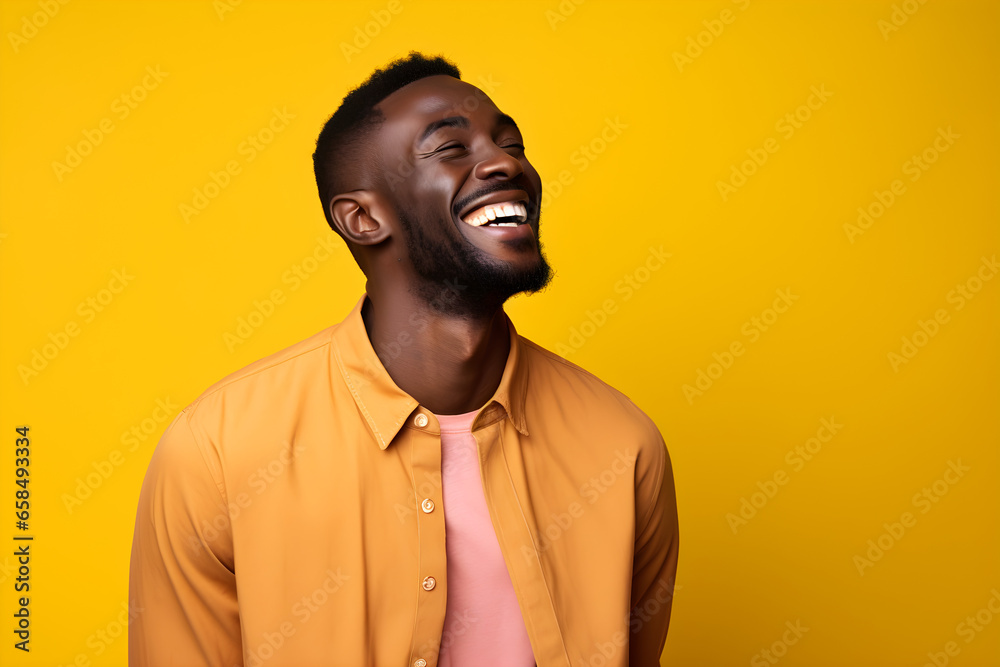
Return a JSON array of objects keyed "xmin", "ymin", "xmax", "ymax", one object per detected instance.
[
  {"xmin": 628, "ymin": 426, "xmax": 680, "ymax": 667},
  {"xmin": 128, "ymin": 409, "xmax": 243, "ymax": 666}
]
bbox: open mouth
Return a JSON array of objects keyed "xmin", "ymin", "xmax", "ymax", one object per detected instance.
[{"xmin": 460, "ymin": 201, "xmax": 529, "ymax": 227}]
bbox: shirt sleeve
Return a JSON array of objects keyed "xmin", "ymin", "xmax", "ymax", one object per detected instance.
[
  {"xmin": 628, "ymin": 424, "xmax": 680, "ymax": 667},
  {"xmin": 128, "ymin": 408, "xmax": 243, "ymax": 666}
]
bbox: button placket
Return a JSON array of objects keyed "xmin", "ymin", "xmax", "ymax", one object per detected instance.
[{"xmin": 407, "ymin": 415, "xmax": 447, "ymax": 667}]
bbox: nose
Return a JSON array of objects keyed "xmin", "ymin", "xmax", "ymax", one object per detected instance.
[{"xmin": 472, "ymin": 142, "xmax": 524, "ymax": 182}]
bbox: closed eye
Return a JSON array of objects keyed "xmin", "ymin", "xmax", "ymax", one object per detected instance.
[{"xmin": 431, "ymin": 142, "xmax": 525, "ymax": 155}]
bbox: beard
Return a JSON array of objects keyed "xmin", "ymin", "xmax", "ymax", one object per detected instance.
[{"xmin": 396, "ymin": 204, "xmax": 553, "ymax": 320}]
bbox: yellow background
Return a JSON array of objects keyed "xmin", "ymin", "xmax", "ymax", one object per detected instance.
[{"xmin": 1, "ymin": 0, "xmax": 998, "ymax": 665}]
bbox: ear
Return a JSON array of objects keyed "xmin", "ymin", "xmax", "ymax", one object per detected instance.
[{"xmin": 329, "ymin": 191, "xmax": 393, "ymax": 246}]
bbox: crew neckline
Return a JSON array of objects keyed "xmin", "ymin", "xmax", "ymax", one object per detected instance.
[{"xmin": 433, "ymin": 408, "xmax": 479, "ymax": 433}]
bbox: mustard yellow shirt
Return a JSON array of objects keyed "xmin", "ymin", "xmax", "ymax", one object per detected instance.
[{"xmin": 128, "ymin": 293, "xmax": 680, "ymax": 667}]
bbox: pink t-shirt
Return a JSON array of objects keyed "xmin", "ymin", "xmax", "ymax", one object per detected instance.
[{"xmin": 434, "ymin": 408, "xmax": 536, "ymax": 667}]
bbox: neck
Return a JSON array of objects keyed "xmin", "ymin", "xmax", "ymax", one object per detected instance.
[{"xmin": 361, "ymin": 282, "xmax": 510, "ymax": 415}]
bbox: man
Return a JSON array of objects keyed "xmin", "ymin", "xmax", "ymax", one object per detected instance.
[{"xmin": 129, "ymin": 52, "xmax": 679, "ymax": 667}]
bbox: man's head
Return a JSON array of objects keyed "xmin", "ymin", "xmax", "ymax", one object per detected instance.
[{"xmin": 312, "ymin": 51, "xmax": 552, "ymax": 319}]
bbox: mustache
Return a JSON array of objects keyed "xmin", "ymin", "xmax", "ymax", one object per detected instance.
[{"xmin": 453, "ymin": 182, "xmax": 535, "ymax": 218}]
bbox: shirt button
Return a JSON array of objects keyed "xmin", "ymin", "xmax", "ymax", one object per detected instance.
[
  {"xmin": 421, "ymin": 498, "xmax": 435, "ymax": 513},
  {"xmin": 414, "ymin": 660, "xmax": 427, "ymax": 667},
  {"xmin": 414, "ymin": 413, "xmax": 428, "ymax": 428},
  {"xmin": 422, "ymin": 576, "xmax": 436, "ymax": 591}
]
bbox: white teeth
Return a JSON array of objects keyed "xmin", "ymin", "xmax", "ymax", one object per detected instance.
[{"xmin": 461, "ymin": 200, "xmax": 528, "ymax": 226}]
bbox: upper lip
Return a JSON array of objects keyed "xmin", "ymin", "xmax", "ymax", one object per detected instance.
[{"xmin": 457, "ymin": 189, "xmax": 530, "ymax": 222}]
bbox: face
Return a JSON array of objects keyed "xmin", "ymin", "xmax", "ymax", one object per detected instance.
[{"xmin": 373, "ymin": 75, "xmax": 552, "ymax": 318}]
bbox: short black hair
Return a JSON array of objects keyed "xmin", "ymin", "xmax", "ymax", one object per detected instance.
[{"xmin": 312, "ymin": 51, "xmax": 461, "ymax": 232}]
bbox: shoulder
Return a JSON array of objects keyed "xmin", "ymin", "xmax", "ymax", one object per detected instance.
[
  {"xmin": 518, "ymin": 335, "xmax": 672, "ymax": 524},
  {"xmin": 153, "ymin": 325, "xmax": 339, "ymax": 484},
  {"xmin": 182, "ymin": 325, "xmax": 336, "ymax": 430},
  {"xmin": 518, "ymin": 335, "xmax": 666, "ymax": 449}
]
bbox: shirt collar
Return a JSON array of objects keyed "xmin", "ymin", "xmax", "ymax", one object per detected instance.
[{"xmin": 330, "ymin": 293, "xmax": 530, "ymax": 450}]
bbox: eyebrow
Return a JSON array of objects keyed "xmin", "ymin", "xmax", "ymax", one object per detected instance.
[
  {"xmin": 495, "ymin": 112, "xmax": 519, "ymax": 132},
  {"xmin": 417, "ymin": 111, "xmax": 520, "ymax": 145},
  {"xmin": 418, "ymin": 116, "xmax": 467, "ymax": 144}
]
